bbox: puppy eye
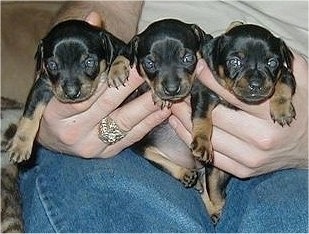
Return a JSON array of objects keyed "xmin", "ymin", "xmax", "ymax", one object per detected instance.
[
  {"xmin": 46, "ymin": 60, "xmax": 58, "ymax": 71},
  {"xmin": 85, "ymin": 57, "xmax": 96, "ymax": 68},
  {"xmin": 227, "ymin": 57, "xmax": 242, "ymax": 68},
  {"xmin": 143, "ymin": 58, "xmax": 155, "ymax": 71},
  {"xmin": 267, "ymin": 58, "xmax": 279, "ymax": 68},
  {"xmin": 182, "ymin": 53, "xmax": 195, "ymax": 64}
]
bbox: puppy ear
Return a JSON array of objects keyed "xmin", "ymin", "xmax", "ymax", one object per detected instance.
[
  {"xmin": 128, "ymin": 35, "xmax": 139, "ymax": 67},
  {"xmin": 279, "ymin": 39, "xmax": 294, "ymax": 71},
  {"xmin": 34, "ymin": 40, "xmax": 44, "ymax": 80},
  {"xmin": 202, "ymin": 35, "xmax": 225, "ymax": 70},
  {"xmin": 225, "ymin": 21, "xmax": 244, "ymax": 33},
  {"xmin": 191, "ymin": 24, "xmax": 213, "ymax": 44},
  {"xmin": 100, "ymin": 32, "xmax": 115, "ymax": 67},
  {"xmin": 100, "ymin": 31, "xmax": 134, "ymax": 69}
]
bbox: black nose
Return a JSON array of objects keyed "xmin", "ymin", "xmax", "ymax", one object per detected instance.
[
  {"xmin": 162, "ymin": 83, "xmax": 181, "ymax": 95},
  {"xmin": 63, "ymin": 86, "xmax": 81, "ymax": 99},
  {"xmin": 248, "ymin": 79, "xmax": 263, "ymax": 91}
]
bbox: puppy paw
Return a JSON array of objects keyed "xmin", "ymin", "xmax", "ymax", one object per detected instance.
[
  {"xmin": 210, "ymin": 210, "xmax": 222, "ymax": 225},
  {"xmin": 190, "ymin": 136, "xmax": 214, "ymax": 163},
  {"xmin": 180, "ymin": 169, "xmax": 199, "ymax": 188},
  {"xmin": 270, "ymin": 99, "xmax": 296, "ymax": 126},
  {"xmin": 200, "ymin": 189, "xmax": 224, "ymax": 225},
  {"xmin": 107, "ymin": 55, "xmax": 130, "ymax": 88},
  {"xmin": 7, "ymin": 136, "xmax": 33, "ymax": 163}
]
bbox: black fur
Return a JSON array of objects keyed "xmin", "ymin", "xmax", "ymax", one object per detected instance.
[{"xmin": 7, "ymin": 20, "xmax": 127, "ymax": 163}]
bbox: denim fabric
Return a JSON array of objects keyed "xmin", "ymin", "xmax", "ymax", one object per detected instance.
[{"xmin": 20, "ymin": 146, "xmax": 308, "ymax": 233}]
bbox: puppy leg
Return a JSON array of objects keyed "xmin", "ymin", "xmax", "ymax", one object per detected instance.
[
  {"xmin": 107, "ymin": 55, "xmax": 130, "ymax": 88},
  {"xmin": 205, "ymin": 167, "xmax": 230, "ymax": 224},
  {"xmin": 144, "ymin": 146, "xmax": 201, "ymax": 189},
  {"xmin": 7, "ymin": 77, "xmax": 53, "ymax": 163},
  {"xmin": 190, "ymin": 82, "xmax": 220, "ymax": 163},
  {"xmin": 270, "ymin": 67, "xmax": 296, "ymax": 126}
]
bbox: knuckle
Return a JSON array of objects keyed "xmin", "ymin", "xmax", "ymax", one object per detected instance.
[
  {"xmin": 253, "ymin": 131, "xmax": 277, "ymax": 151},
  {"xmin": 57, "ymin": 127, "xmax": 79, "ymax": 146},
  {"xmin": 245, "ymin": 155, "xmax": 266, "ymax": 169}
]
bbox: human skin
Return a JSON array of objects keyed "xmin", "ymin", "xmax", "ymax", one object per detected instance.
[
  {"xmin": 169, "ymin": 54, "xmax": 308, "ymax": 178},
  {"xmin": 38, "ymin": 6, "xmax": 308, "ymax": 178}
]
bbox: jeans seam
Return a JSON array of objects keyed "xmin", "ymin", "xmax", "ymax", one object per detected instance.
[{"xmin": 36, "ymin": 175, "xmax": 61, "ymax": 233}]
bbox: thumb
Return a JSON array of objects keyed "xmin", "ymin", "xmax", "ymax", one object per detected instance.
[{"xmin": 85, "ymin": 11, "xmax": 103, "ymax": 28}]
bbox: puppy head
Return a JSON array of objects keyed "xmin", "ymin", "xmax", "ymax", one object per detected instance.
[
  {"xmin": 204, "ymin": 23, "xmax": 294, "ymax": 104},
  {"xmin": 35, "ymin": 20, "xmax": 125, "ymax": 103},
  {"xmin": 130, "ymin": 19, "xmax": 212, "ymax": 102}
]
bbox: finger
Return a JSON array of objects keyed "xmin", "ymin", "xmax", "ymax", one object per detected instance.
[
  {"xmin": 212, "ymin": 104, "xmax": 278, "ymax": 147},
  {"xmin": 168, "ymin": 115, "xmax": 192, "ymax": 146},
  {"xmin": 85, "ymin": 11, "xmax": 102, "ymax": 27},
  {"xmin": 44, "ymin": 68, "xmax": 144, "ymax": 122},
  {"xmin": 102, "ymin": 108, "xmax": 171, "ymax": 157},
  {"xmin": 212, "ymin": 152, "xmax": 257, "ymax": 178},
  {"xmin": 72, "ymin": 91, "xmax": 171, "ymax": 157},
  {"xmin": 109, "ymin": 91, "xmax": 169, "ymax": 131},
  {"xmin": 170, "ymin": 101, "xmax": 192, "ymax": 132}
]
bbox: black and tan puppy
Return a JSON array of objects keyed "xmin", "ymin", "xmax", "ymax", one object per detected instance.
[
  {"xmin": 7, "ymin": 19, "xmax": 128, "ymax": 163},
  {"xmin": 109, "ymin": 18, "xmax": 213, "ymax": 190},
  {"xmin": 190, "ymin": 22, "xmax": 296, "ymax": 221}
]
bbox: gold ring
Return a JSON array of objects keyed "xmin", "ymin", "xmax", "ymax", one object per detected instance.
[{"xmin": 98, "ymin": 117, "xmax": 127, "ymax": 144}]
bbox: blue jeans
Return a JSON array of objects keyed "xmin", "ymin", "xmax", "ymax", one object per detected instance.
[{"xmin": 20, "ymin": 146, "xmax": 308, "ymax": 232}]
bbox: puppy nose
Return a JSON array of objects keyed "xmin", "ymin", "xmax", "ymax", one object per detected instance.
[
  {"xmin": 249, "ymin": 79, "xmax": 263, "ymax": 91},
  {"xmin": 63, "ymin": 86, "xmax": 81, "ymax": 99},
  {"xmin": 163, "ymin": 83, "xmax": 181, "ymax": 95}
]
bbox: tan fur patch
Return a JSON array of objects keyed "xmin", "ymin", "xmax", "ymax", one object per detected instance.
[
  {"xmin": 200, "ymin": 167, "xmax": 228, "ymax": 224},
  {"xmin": 8, "ymin": 103, "xmax": 46, "ymax": 162},
  {"xmin": 144, "ymin": 146, "xmax": 198, "ymax": 188},
  {"xmin": 107, "ymin": 55, "xmax": 130, "ymax": 87},
  {"xmin": 270, "ymin": 82, "xmax": 295, "ymax": 126},
  {"xmin": 191, "ymin": 114, "xmax": 214, "ymax": 163},
  {"xmin": 217, "ymin": 65, "xmax": 233, "ymax": 91}
]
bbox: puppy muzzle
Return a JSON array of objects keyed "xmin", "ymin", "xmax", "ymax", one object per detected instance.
[{"xmin": 232, "ymin": 73, "xmax": 275, "ymax": 104}]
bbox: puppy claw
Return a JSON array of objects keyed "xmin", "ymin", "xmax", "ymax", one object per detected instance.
[
  {"xmin": 7, "ymin": 137, "xmax": 33, "ymax": 163},
  {"xmin": 190, "ymin": 137, "xmax": 214, "ymax": 163},
  {"xmin": 107, "ymin": 55, "xmax": 130, "ymax": 89},
  {"xmin": 152, "ymin": 95, "xmax": 172, "ymax": 109},
  {"xmin": 180, "ymin": 169, "xmax": 199, "ymax": 188},
  {"xmin": 270, "ymin": 101, "xmax": 296, "ymax": 127}
]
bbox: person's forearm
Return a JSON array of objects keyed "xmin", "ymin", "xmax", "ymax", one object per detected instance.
[{"xmin": 52, "ymin": 1, "xmax": 144, "ymax": 42}]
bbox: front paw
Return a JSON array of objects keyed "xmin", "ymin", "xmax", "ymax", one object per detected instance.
[
  {"xmin": 190, "ymin": 135, "xmax": 214, "ymax": 163},
  {"xmin": 7, "ymin": 136, "xmax": 33, "ymax": 163},
  {"xmin": 270, "ymin": 100, "xmax": 296, "ymax": 126},
  {"xmin": 107, "ymin": 55, "xmax": 130, "ymax": 88}
]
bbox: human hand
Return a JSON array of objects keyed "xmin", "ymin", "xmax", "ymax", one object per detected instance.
[
  {"xmin": 38, "ymin": 67, "xmax": 171, "ymax": 158},
  {"xmin": 169, "ymin": 52, "xmax": 308, "ymax": 178},
  {"xmin": 37, "ymin": 11, "xmax": 171, "ymax": 158}
]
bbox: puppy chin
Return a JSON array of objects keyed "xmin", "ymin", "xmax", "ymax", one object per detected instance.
[
  {"xmin": 53, "ymin": 87, "xmax": 97, "ymax": 103},
  {"xmin": 233, "ymin": 89, "xmax": 274, "ymax": 104}
]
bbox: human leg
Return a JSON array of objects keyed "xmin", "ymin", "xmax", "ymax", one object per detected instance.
[
  {"xmin": 217, "ymin": 169, "xmax": 308, "ymax": 232},
  {"xmin": 20, "ymin": 146, "xmax": 214, "ymax": 232}
]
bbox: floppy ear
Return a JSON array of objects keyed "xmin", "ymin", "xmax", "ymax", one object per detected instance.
[
  {"xmin": 34, "ymin": 40, "xmax": 44, "ymax": 80},
  {"xmin": 202, "ymin": 35, "xmax": 225, "ymax": 70},
  {"xmin": 128, "ymin": 35, "xmax": 139, "ymax": 67},
  {"xmin": 279, "ymin": 39, "xmax": 294, "ymax": 71},
  {"xmin": 225, "ymin": 21, "xmax": 244, "ymax": 33},
  {"xmin": 100, "ymin": 31, "xmax": 116, "ymax": 67},
  {"xmin": 191, "ymin": 24, "xmax": 213, "ymax": 45},
  {"xmin": 100, "ymin": 31, "xmax": 133, "ymax": 68}
]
